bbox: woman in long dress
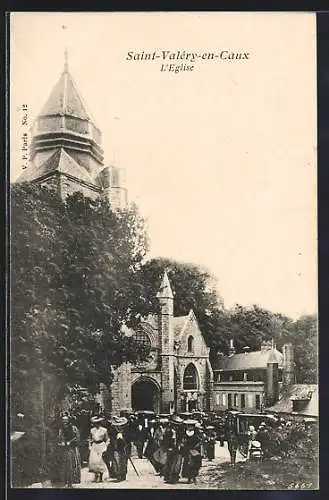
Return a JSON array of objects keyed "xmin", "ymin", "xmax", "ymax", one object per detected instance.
[
  {"xmin": 58, "ymin": 416, "xmax": 81, "ymax": 488},
  {"xmin": 181, "ymin": 420, "xmax": 202, "ymax": 484},
  {"xmin": 108, "ymin": 416, "xmax": 129, "ymax": 482},
  {"xmin": 88, "ymin": 416, "xmax": 109, "ymax": 483},
  {"xmin": 204, "ymin": 425, "xmax": 216, "ymax": 461},
  {"xmin": 151, "ymin": 419, "xmax": 168, "ymax": 475},
  {"xmin": 163, "ymin": 417, "xmax": 184, "ymax": 484}
]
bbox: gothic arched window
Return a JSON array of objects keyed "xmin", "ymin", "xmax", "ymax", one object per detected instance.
[
  {"xmin": 187, "ymin": 336, "xmax": 194, "ymax": 353},
  {"xmin": 183, "ymin": 363, "xmax": 199, "ymax": 390},
  {"xmin": 134, "ymin": 329, "xmax": 151, "ymax": 351}
]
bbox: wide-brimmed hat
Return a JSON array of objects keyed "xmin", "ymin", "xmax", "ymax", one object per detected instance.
[
  {"xmin": 170, "ymin": 415, "xmax": 184, "ymax": 425},
  {"xmin": 195, "ymin": 422, "xmax": 203, "ymax": 429},
  {"xmin": 111, "ymin": 416, "xmax": 128, "ymax": 427},
  {"xmin": 62, "ymin": 415, "xmax": 70, "ymax": 422},
  {"xmin": 91, "ymin": 416, "xmax": 104, "ymax": 424},
  {"xmin": 206, "ymin": 425, "xmax": 215, "ymax": 430},
  {"xmin": 184, "ymin": 419, "xmax": 198, "ymax": 426}
]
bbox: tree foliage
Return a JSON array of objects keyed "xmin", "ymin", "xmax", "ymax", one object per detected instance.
[
  {"xmin": 11, "ymin": 183, "xmax": 150, "ymax": 402},
  {"xmin": 137, "ymin": 257, "xmax": 225, "ymax": 345}
]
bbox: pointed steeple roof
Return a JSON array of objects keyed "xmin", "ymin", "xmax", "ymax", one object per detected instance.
[
  {"xmin": 39, "ymin": 54, "xmax": 95, "ymax": 122},
  {"xmin": 156, "ymin": 271, "xmax": 174, "ymax": 299},
  {"xmin": 17, "ymin": 148, "xmax": 95, "ymax": 185}
]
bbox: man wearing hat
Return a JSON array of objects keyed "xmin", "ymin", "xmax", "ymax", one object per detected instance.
[
  {"xmin": 107, "ymin": 416, "xmax": 129, "ymax": 482},
  {"xmin": 88, "ymin": 416, "xmax": 109, "ymax": 483}
]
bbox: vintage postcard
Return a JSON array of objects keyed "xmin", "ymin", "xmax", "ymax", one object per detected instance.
[{"xmin": 9, "ymin": 12, "xmax": 318, "ymax": 490}]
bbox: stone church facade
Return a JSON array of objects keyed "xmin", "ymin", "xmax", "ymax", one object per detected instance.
[{"xmin": 102, "ymin": 272, "xmax": 214, "ymax": 415}]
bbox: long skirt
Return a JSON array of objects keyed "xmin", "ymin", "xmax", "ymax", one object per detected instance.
[
  {"xmin": 60, "ymin": 446, "xmax": 81, "ymax": 486},
  {"xmin": 182, "ymin": 451, "xmax": 202, "ymax": 479},
  {"xmin": 205, "ymin": 441, "xmax": 215, "ymax": 460},
  {"xmin": 135, "ymin": 439, "xmax": 145, "ymax": 458},
  {"xmin": 152, "ymin": 446, "xmax": 167, "ymax": 474},
  {"xmin": 164, "ymin": 450, "xmax": 183, "ymax": 483},
  {"xmin": 89, "ymin": 442, "xmax": 107, "ymax": 473},
  {"xmin": 144, "ymin": 439, "xmax": 160, "ymax": 472},
  {"xmin": 111, "ymin": 450, "xmax": 128, "ymax": 480}
]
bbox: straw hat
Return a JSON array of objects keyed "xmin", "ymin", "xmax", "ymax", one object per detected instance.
[
  {"xmin": 171, "ymin": 415, "xmax": 184, "ymax": 425},
  {"xmin": 184, "ymin": 419, "xmax": 198, "ymax": 426},
  {"xmin": 206, "ymin": 425, "xmax": 215, "ymax": 430},
  {"xmin": 110, "ymin": 416, "xmax": 128, "ymax": 427},
  {"xmin": 90, "ymin": 416, "xmax": 104, "ymax": 424}
]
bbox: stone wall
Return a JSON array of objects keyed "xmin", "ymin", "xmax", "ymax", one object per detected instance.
[{"xmin": 109, "ymin": 363, "xmax": 132, "ymax": 415}]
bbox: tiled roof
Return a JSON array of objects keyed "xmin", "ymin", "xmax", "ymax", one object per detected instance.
[
  {"xmin": 39, "ymin": 70, "xmax": 94, "ymax": 122},
  {"xmin": 212, "ymin": 348, "xmax": 283, "ymax": 371},
  {"xmin": 16, "ymin": 148, "xmax": 96, "ymax": 186},
  {"xmin": 139, "ymin": 314, "xmax": 188, "ymax": 339},
  {"xmin": 267, "ymin": 384, "xmax": 318, "ymax": 417}
]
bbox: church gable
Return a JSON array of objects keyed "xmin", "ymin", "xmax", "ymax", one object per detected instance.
[{"xmin": 176, "ymin": 310, "xmax": 209, "ymax": 357}]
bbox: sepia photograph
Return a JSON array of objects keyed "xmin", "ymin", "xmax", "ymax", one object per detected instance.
[{"xmin": 9, "ymin": 11, "xmax": 318, "ymax": 490}]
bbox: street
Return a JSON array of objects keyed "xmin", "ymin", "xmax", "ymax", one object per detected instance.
[{"xmin": 74, "ymin": 442, "xmax": 246, "ymax": 489}]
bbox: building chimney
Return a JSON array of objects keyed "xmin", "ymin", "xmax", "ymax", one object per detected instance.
[
  {"xmin": 228, "ymin": 339, "xmax": 236, "ymax": 357},
  {"xmin": 282, "ymin": 343, "xmax": 294, "ymax": 385}
]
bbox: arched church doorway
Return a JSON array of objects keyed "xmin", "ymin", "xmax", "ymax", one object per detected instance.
[{"xmin": 131, "ymin": 378, "xmax": 160, "ymax": 413}]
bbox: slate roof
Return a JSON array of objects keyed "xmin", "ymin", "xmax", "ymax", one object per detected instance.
[
  {"xmin": 39, "ymin": 68, "xmax": 94, "ymax": 122},
  {"xmin": 267, "ymin": 384, "xmax": 318, "ymax": 417},
  {"xmin": 16, "ymin": 148, "xmax": 97, "ymax": 186},
  {"xmin": 212, "ymin": 348, "xmax": 283, "ymax": 371}
]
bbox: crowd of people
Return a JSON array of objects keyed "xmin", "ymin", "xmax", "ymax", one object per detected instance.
[
  {"xmin": 49, "ymin": 411, "xmax": 221, "ymax": 487},
  {"xmin": 11, "ymin": 408, "xmax": 318, "ymax": 488}
]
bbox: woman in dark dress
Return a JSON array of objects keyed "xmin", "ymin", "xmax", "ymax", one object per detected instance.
[
  {"xmin": 204, "ymin": 425, "xmax": 216, "ymax": 461},
  {"xmin": 144, "ymin": 419, "xmax": 160, "ymax": 472},
  {"xmin": 181, "ymin": 420, "xmax": 202, "ymax": 484},
  {"xmin": 107, "ymin": 417, "xmax": 129, "ymax": 482},
  {"xmin": 151, "ymin": 419, "xmax": 167, "ymax": 475},
  {"xmin": 57, "ymin": 416, "xmax": 81, "ymax": 488},
  {"xmin": 163, "ymin": 416, "xmax": 184, "ymax": 484}
]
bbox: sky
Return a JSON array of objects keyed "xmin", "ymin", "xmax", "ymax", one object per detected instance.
[{"xmin": 10, "ymin": 12, "xmax": 317, "ymax": 319}]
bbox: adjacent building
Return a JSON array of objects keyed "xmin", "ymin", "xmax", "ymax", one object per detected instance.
[{"xmin": 212, "ymin": 340, "xmax": 295, "ymax": 412}]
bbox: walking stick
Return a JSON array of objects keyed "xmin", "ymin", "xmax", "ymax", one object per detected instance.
[
  {"xmin": 128, "ymin": 455, "xmax": 140, "ymax": 477},
  {"xmin": 121, "ymin": 436, "xmax": 140, "ymax": 478}
]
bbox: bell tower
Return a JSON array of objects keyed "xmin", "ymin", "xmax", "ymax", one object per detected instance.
[{"xmin": 156, "ymin": 272, "xmax": 175, "ymax": 413}]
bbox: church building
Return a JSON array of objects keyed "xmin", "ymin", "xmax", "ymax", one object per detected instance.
[{"xmin": 103, "ymin": 272, "xmax": 214, "ymax": 415}]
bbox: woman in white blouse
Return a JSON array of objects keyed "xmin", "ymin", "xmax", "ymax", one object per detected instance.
[{"xmin": 88, "ymin": 416, "xmax": 109, "ymax": 483}]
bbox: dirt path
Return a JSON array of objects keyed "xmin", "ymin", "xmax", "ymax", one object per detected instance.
[{"xmin": 74, "ymin": 443, "xmax": 246, "ymax": 490}]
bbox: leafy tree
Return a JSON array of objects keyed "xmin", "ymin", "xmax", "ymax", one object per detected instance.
[
  {"xmin": 11, "ymin": 183, "xmax": 150, "ymax": 409},
  {"xmin": 220, "ymin": 304, "xmax": 293, "ymax": 353},
  {"xmin": 284, "ymin": 314, "xmax": 318, "ymax": 384},
  {"xmin": 137, "ymin": 257, "xmax": 225, "ymax": 345}
]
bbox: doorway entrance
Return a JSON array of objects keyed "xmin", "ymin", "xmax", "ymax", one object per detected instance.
[{"xmin": 131, "ymin": 378, "xmax": 160, "ymax": 413}]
